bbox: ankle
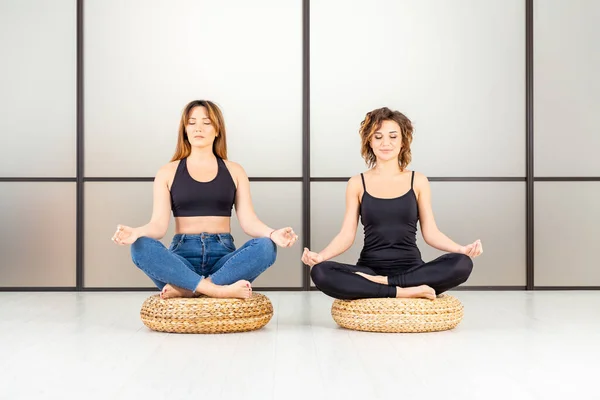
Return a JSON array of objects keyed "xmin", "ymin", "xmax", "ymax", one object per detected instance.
[
  {"xmin": 375, "ymin": 275, "xmax": 389, "ymax": 285},
  {"xmin": 395, "ymin": 286, "xmax": 412, "ymax": 298},
  {"xmin": 195, "ymin": 278, "xmax": 219, "ymax": 297}
]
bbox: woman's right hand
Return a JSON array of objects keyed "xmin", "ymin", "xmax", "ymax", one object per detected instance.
[
  {"xmin": 459, "ymin": 239, "xmax": 483, "ymax": 258},
  {"xmin": 301, "ymin": 247, "xmax": 324, "ymax": 267},
  {"xmin": 111, "ymin": 225, "xmax": 139, "ymax": 246}
]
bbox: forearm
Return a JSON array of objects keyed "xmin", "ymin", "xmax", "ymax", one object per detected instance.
[
  {"xmin": 240, "ymin": 217, "xmax": 273, "ymax": 239},
  {"xmin": 135, "ymin": 222, "xmax": 166, "ymax": 240},
  {"xmin": 424, "ymin": 229, "xmax": 462, "ymax": 253},
  {"xmin": 318, "ymin": 233, "xmax": 354, "ymax": 261}
]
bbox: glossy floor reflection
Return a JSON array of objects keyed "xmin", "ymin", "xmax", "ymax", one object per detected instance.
[{"xmin": 0, "ymin": 290, "xmax": 598, "ymax": 400}]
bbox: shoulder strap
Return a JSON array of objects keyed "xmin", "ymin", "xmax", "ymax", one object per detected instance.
[
  {"xmin": 175, "ymin": 157, "xmax": 187, "ymax": 176},
  {"xmin": 410, "ymin": 171, "xmax": 415, "ymax": 189},
  {"xmin": 360, "ymin": 173, "xmax": 366, "ymax": 190}
]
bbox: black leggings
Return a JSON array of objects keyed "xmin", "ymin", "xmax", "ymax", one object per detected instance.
[{"xmin": 311, "ymin": 253, "xmax": 473, "ymax": 300}]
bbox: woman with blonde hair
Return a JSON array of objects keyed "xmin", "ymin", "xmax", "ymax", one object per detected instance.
[
  {"xmin": 303, "ymin": 107, "xmax": 482, "ymax": 300},
  {"xmin": 112, "ymin": 100, "xmax": 298, "ymax": 299}
]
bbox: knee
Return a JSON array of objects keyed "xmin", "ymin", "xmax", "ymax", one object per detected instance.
[
  {"xmin": 250, "ymin": 237, "xmax": 277, "ymax": 266},
  {"xmin": 310, "ymin": 262, "xmax": 333, "ymax": 287},
  {"xmin": 451, "ymin": 253, "xmax": 473, "ymax": 282},
  {"xmin": 130, "ymin": 236, "xmax": 159, "ymax": 265}
]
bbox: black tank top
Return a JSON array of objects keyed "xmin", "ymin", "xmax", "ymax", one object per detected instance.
[
  {"xmin": 170, "ymin": 157, "xmax": 236, "ymax": 217},
  {"xmin": 357, "ymin": 171, "xmax": 423, "ymax": 274}
]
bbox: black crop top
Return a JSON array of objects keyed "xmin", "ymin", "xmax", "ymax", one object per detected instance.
[{"xmin": 170, "ymin": 157, "xmax": 236, "ymax": 217}]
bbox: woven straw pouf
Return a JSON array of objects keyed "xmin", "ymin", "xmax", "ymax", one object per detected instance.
[
  {"xmin": 331, "ymin": 294, "xmax": 464, "ymax": 333},
  {"xmin": 140, "ymin": 292, "xmax": 273, "ymax": 334}
]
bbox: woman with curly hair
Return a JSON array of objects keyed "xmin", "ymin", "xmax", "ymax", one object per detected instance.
[{"xmin": 303, "ymin": 107, "xmax": 482, "ymax": 300}]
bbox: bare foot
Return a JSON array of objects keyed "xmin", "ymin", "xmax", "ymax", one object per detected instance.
[
  {"xmin": 355, "ymin": 272, "xmax": 388, "ymax": 285},
  {"xmin": 160, "ymin": 284, "xmax": 195, "ymax": 300},
  {"xmin": 396, "ymin": 285, "xmax": 436, "ymax": 300},
  {"xmin": 216, "ymin": 280, "xmax": 253, "ymax": 299}
]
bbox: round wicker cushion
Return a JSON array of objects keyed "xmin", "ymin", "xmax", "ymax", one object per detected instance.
[
  {"xmin": 140, "ymin": 292, "xmax": 273, "ymax": 334},
  {"xmin": 331, "ymin": 294, "xmax": 464, "ymax": 333}
]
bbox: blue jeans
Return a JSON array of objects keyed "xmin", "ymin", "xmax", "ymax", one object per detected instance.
[{"xmin": 130, "ymin": 233, "xmax": 277, "ymax": 291}]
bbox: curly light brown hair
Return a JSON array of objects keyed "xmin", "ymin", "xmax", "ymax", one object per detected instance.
[{"xmin": 359, "ymin": 107, "xmax": 414, "ymax": 170}]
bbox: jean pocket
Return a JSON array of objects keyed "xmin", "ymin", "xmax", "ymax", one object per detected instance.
[
  {"xmin": 169, "ymin": 238, "xmax": 184, "ymax": 252},
  {"xmin": 217, "ymin": 236, "xmax": 236, "ymax": 252}
]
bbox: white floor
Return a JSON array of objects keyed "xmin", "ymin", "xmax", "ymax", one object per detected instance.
[{"xmin": 0, "ymin": 291, "xmax": 598, "ymax": 400}]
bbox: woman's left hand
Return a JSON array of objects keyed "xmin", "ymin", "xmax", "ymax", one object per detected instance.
[
  {"xmin": 459, "ymin": 239, "xmax": 483, "ymax": 258},
  {"xmin": 270, "ymin": 227, "xmax": 299, "ymax": 248}
]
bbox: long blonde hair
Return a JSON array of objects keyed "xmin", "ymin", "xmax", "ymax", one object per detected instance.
[{"xmin": 170, "ymin": 100, "xmax": 228, "ymax": 161}]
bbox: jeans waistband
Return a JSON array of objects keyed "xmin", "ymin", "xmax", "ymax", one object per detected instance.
[{"xmin": 173, "ymin": 233, "xmax": 233, "ymax": 241}]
